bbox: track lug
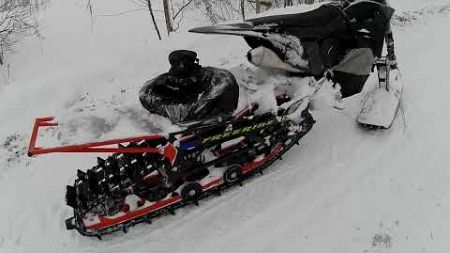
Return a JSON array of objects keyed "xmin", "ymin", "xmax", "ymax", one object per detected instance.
[
  {"xmin": 169, "ymin": 209, "xmax": 176, "ymax": 215},
  {"xmin": 239, "ymin": 181, "xmax": 243, "ymax": 187},
  {"xmin": 122, "ymin": 227, "xmax": 128, "ymax": 233},
  {"xmin": 97, "ymin": 157, "xmax": 105, "ymax": 166},
  {"xmin": 259, "ymin": 169, "xmax": 264, "ymax": 175},
  {"xmin": 216, "ymin": 190, "xmax": 222, "ymax": 196},
  {"xmin": 77, "ymin": 170, "xmax": 86, "ymax": 180},
  {"xmin": 65, "ymin": 217, "xmax": 76, "ymax": 230},
  {"xmin": 96, "ymin": 235, "xmax": 102, "ymax": 240},
  {"xmin": 194, "ymin": 201, "xmax": 199, "ymax": 206}
]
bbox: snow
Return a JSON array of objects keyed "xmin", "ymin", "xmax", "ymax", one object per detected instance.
[
  {"xmin": 265, "ymin": 33, "xmax": 309, "ymax": 68},
  {"xmin": 249, "ymin": 1, "xmax": 329, "ymax": 19},
  {"xmin": 1, "ymin": 0, "xmax": 450, "ymax": 252}
]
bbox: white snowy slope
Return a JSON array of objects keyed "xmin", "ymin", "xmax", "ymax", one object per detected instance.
[{"xmin": 0, "ymin": 0, "xmax": 450, "ymax": 252}]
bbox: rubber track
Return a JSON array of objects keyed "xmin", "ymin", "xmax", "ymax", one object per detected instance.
[{"xmin": 67, "ymin": 120, "xmax": 314, "ymax": 239}]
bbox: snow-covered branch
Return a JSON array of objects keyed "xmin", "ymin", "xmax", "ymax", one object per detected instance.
[{"xmin": 0, "ymin": 0, "xmax": 45, "ymax": 65}]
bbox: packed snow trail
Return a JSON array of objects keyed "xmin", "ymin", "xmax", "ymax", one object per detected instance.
[{"xmin": 1, "ymin": 2, "xmax": 450, "ymax": 253}]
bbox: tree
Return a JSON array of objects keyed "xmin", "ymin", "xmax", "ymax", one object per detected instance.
[
  {"xmin": 162, "ymin": 0, "xmax": 174, "ymax": 35},
  {"xmin": 240, "ymin": 0, "xmax": 245, "ymax": 20},
  {"xmin": 145, "ymin": 0, "xmax": 162, "ymax": 40},
  {"xmin": 95, "ymin": 0, "xmax": 196, "ymax": 39},
  {"xmin": 0, "ymin": 0, "xmax": 43, "ymax": 65},
  {"xmin": 255, "ymin": 0, "xmax": 272, "ymax": 13},
  {"xmin": 92, "ymin": 0, "xmax": 322, "ymax": 41},
  {"xmin": 201, "ymin": 0, "xmax": 217, "ymax": 24}
]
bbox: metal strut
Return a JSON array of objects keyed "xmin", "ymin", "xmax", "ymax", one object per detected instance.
[{"xmin": 376, "ymin": 57, "xmax": 390, "ymax": 91}]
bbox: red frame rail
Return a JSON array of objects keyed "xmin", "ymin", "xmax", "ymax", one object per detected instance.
[{"xmin": 28, "ymin": 117, "xmax": 164, "ymax": 157}]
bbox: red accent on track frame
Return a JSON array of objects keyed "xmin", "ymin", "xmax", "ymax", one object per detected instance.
[
  {"xmin": 28, "ymin": 117, "xmax": 165, "ymax": 157},
  {"xmin": 88, "ymin": 195, "xmax": 183, "ymax": 231},
  {"xmin": 88, "ymin": 177, "xmax": 225, "ymax": 231}
]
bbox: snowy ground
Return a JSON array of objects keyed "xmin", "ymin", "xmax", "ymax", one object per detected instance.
[{"xmin": 1, "ymin": 0, "xmax": 450, "ymax": 252}]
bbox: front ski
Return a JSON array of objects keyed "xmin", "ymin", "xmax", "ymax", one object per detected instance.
[{"xmin": 358, "ymin": 58, "xmax": 403, "ymax": 129}]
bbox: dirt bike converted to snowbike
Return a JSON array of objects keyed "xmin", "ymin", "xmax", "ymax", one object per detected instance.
[
  {"xmin": 27, "ymin": 0, "xmax": 403, "ymax": 238},
  {"xmin": 190, "ymin": 0, "xmax": 403, "ymax": 129}
]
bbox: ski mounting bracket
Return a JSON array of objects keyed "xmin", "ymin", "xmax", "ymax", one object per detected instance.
[{"xmin": 375, "ymin": 56, "xmax": 396, "ymax": 91}]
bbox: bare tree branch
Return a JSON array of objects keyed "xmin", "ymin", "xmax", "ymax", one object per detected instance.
[
  {"xmin": 0, "ymin": 0, "xmax": 43, "ymax": 64},
  {"xmin": 86, "ymin": 0, "xmax": 94, "ymax": 32},
  {"xmin": 173, "ymin": 0, "xmax": 195, "ymax": 19},
  {"xmin": 94, "ymin": 8, "xmax": 148, "ymax": 17},
  {"xmin": 146, "ymin": 0, "xmax": 162, "ymax": 40},
  {"xmin": 241, "ymin": 0, "xmax": 246, "ymax": 21}
]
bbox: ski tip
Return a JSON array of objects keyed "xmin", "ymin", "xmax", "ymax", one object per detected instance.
[{"xmin": 189, "ymin": 26, "xmax": 216, "ymax": 34}]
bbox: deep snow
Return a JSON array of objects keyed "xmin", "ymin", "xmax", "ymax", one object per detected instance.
[{"xmin": 1, "ymin": 0, "xmax": 450, "ymax": 252}]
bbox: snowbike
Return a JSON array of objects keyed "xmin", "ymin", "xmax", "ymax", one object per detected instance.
[
  {"xmin": 28, "ymin": 93, "xmax": 315, "ymax": 238},
  {"xmin": 190, "ymin": 0, "xmax": 403, "ymax": 129}
]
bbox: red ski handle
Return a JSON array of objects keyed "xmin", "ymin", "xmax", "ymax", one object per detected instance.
[
  {"xmin": 28, "ymin": 117, "xmax": 58, "ymax": 157},
  {"xmin": 27, "ymin": 116, "xmax": 164, "ymax": 157}
]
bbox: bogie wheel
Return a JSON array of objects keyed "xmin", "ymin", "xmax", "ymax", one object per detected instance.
[
  {"xmin": 180, "ymin": 182, "xmax": 203, "ymax": 202},
  {"xmin": 223, "ymin": 165, "xmax": 242, "ymax": 185}
]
